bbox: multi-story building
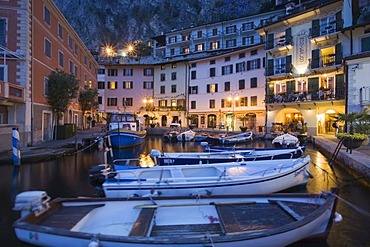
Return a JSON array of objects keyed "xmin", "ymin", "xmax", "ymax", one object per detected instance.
[
  {"xmin": 188, "ymin": 46, "xmax": 266, "ymax": 132},
  {"xmin": 151, "ymin": 9, "xmax": 285, "ymax": 131},
  {"xmin": 96, "ymin": 55, "xmax": 154, "ymax": 124},
  {"xmin": 0, "ymin": 0, "xmax": 98, "ymax": 152},
  {"xmin": 152, "ymin": 60, "xmax": 187, "ymax": 127},
  {"xmin": 256, "ymin": 0, "xmax": 346, "ymax": 136}
]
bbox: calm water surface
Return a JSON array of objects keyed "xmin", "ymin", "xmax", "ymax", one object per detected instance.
[{"xmin": 1, "ymin": 136, "xmax": 369, "ymax": 246}]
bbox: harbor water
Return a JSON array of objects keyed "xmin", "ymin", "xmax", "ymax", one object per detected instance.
[{"xmin": 1, "ymin": 136, "xmax": 369, "ymax": 246}]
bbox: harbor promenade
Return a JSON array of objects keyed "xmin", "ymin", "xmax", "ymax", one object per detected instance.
[{"xmin": 0, "ymin": 124, "xmax": 369, "ymax": 187}]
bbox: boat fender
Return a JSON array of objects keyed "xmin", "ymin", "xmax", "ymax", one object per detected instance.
[
  {"xmin": 334, "ymin": 212, "xmax": 343, "ymax": 223},
  {"xmin": 150, "ymin": 149, "xmax": 161, "ymax": 158},
  {"xmin": 88, "ymin": 240, "xmax": 100, "ymax": 247},
  {"xmin": 200, "ymin": 142, "xmax": 209, "ymax": 146}
]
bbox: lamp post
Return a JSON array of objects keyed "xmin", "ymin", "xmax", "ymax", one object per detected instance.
[
  {"xmin": 143, "ymin": 97, "xmax": 154, "ymax": 127},
  {"xmin": 228, "ymin": 95, "xmax": 239, "ymax": 131}
]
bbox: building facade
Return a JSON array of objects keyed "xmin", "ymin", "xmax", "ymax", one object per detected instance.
[{"xmin": 0, "ymin": 0, "xmax": 98, "ymax": 152}]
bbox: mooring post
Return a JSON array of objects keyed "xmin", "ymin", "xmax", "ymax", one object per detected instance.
[{"xmin": 12, "ymin": 127, "xmax": 21, "ymax": 166}]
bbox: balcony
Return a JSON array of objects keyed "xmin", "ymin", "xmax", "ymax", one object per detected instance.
[
  {"xmin": 0, "ymin": 81, "xmax": 25, "ymax": 105},
  {"xmin": 266, "ymin": 88, "xmax": 345, "ymax": 105},
  {"xmin": 310, "ymin": 54, "xmax": 340, "ymax": 73},
  {"xmin": 266, "ymin": 36, "xmax": 293, "ymax": 54}
]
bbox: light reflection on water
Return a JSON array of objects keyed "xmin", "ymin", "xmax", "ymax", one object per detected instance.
[{"xmin": 1, "ymin": 137, "xmax": 369, "ymax": 246}]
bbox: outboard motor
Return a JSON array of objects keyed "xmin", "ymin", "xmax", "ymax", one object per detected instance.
[{"xmin": 13, "ymin": 191, "xmax": 51, "ymax": 218}]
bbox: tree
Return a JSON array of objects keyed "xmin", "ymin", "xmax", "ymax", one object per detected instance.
[
  {"xmin": 47, "ymin": 70, "xmax": 80, "ymax": 124},
  {"xmin": 333, "ymin": 112, "xmax": 361, "ymax": 134},
  {"xmin": 79, "ymin": 86, "xmax": 99, "ymax": 128}
]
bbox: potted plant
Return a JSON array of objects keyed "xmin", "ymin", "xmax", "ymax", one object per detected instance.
[
  {"xmin": 238, "ymin": 115, "xmax": 248, "ymax": 132},
  {"xmin": 336, "ymin": 132, "xmax": 367, "ymax": 148}
]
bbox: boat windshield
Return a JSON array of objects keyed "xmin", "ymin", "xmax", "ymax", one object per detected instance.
[{"xmin": 110, "ymin": 114, "xmax": 136, "ymax": 122}]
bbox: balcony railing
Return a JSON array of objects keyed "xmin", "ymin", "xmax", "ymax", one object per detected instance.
[
  {"xmin": 266, "ymin": 88, "xmax": 345, "ymax": 104},
  {"xmin": 310, "ymin": 54, "xmax": 339, "ymax": 69}
]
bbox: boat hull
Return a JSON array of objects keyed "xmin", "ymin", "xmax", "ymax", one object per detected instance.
[
  {"xmin": 13, "ymin": 190, "xmax": 338, "ymax": 247},
  {"xmin": 109, "ymin": 130, "xmax": 147, "ymax": 148},
  {"xmin": 103, "ymin": 156, "xmax": 311, "ymax": 198}
]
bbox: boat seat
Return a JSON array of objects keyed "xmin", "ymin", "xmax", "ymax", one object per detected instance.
[{"xmin": 129, "ymin": 208, "xmax": 156, "ymax": 237}]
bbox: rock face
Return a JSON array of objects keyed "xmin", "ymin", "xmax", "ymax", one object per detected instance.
[{"xmin": 53, "ymin": 0, "xmax": 271, "ymax": 49}]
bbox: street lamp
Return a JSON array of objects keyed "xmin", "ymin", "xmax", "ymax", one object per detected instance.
[
  {"xmin": 143, "ymin": 98, "xmax": 154, "ymax": 111},
  {"xmin": 228, "ymin": 95, "xmax": 239, "ymax": 131}
]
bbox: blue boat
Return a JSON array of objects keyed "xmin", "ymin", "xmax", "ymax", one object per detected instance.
[
  {"xmin": 150, "ymin": 145, "xmax": 306, "ymax": 165},
  {"xmin": 107, "ymin": 112, "xmax": 147, "ymax": 148}
]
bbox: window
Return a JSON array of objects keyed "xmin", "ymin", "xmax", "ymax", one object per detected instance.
[
  {"xmin": 210, "ymin": 68, "xmax": 216, "ymax": 77},
  {"xmin": 240, "ymin": 97, "xmax": 248, "ymax": 106},
  {"xmin": 224, "ymin": 56, "xmax": 230, "ymax": 62},
  {"xmin": 74, "ymin": 44, "xmax": 78, "ymax": 55},
  {"xmin": 191, "ymin": 101, "xmax": 196, "ymax": 109},
  {"xmin": 144, "ymin": 68, "xmax": 153, "ymax": 76},
  {"xmin": 221, "ymin": 65, "xmax": 233, "ymax": 75},
  {"xmin": 160, "ymin": 73, "xmax": 166, "ymax": 81},
  {"xmin": 182, "ymin": 47, "xmax": 190, "ymax": 54},
  {"xmin": 123, "ymin": 68, "xmax": 133, "ymax": 76},
  {"xmin": 195, "ymin": 43, "xmax": 204, "ymax": 51},
  {"xmin": 108, "ymin": 69, "xmax": 118, "ymax": 76},
  {"xmin": 123, "ymin": 97, "xmax": 133, "ymax": 106},
  {"xmin": 0, "ymin": 65, "xmax": 6, "ymax": 81},
  {"xmin": 98, "ymin": 96, "xmax": 102, "ymax": 104},
  {"xmin": 247, "ymin": 58, "xmax": 261, "ymax": 70},
  {"xmin": 361, "ymin": 36, "xmax": 370, "ymax": 52},
  {"xmin": 69, "ymin": 60, "xmax": 73, "ymax": 74},
  {"xmin": 226, "ymin": 39, "xmax": 236, "ymax": 48},
  {"xmin": 159, "ymin": 100, "xmax": 167, "ymax": 107},
  {"xmin": 251, "ymin": 49, "xmax": 258, "ymax": 56},
  {"xmin": 58, "ymin": 51, "xmax": 64, "ymax": 67},
  {"xmin": 189, "ymin": 86, "xmax": 198, "ymax": 94},
  {"xmin": 44, "ymin": 77, "xmax": 49, "ymax": 96},
  {"xmin": 123, "ymin": 81, "xmax": 133, "ymax": 89},
  {"xmin": 170, "ymin": 48, "xmax": 175, "ymax": 56},
  {"xmin": 107, "ymin": 98, "xmax": 117, "ymax": 106},
  {"xmin": 0, "ymin": 19, "xmax": 6, "ymax": 47},
  {"xmin": 224, "ymin": 81, "xmax": 230, "ymax": 91},
  {"xmin": 98, "ymin": 81, "xmax": 105, "ymax": 89},
  {"xmin": 58, "ymin": 23, "xmax": 63, "ymax": 39},
  {"xmin": 207, "ymin": 84, "xmax": 218, "ymax": 93},
  {"xmin": 210, "ymin": 41, "xmax": 219, "ymax": 50},
  {"xmin": 171, "ymin": 84, "xmax": 177, "ymax": 93},
  {"xmin": 168, "ymin": 36, "xmax": 177, "ymax": 43},
  {"xmin": 209, "ymin": 99, "xmax": 215, "ymax": 108},
  {"xmin": 191, "ymin": 70, "xmax": 196, "ymax": 80},
  {"xmin": 197, "ymin": 30, "xmax": 202, "ymax": 38},
  {"xmin": 239, "ymin": 53, "xmax": 245, "ymax": 59},
  {"xmin": 98, "ymin": 68, "xmax": 105, "ymax": 74},
  {"xmin": 171, "ymin": 72, "xmax": 177, "ymax": 80},
  {"xmin": 212, "ymin": 28, "xmax": 218, "ymax": 36},
  {"xmin": 250, "ymin": 77, "xmax": 257, "ymax": 88},
  {"xmin": 239, "ymin": 79, "xmax": 245, "ymax": 90},
  {"xmin": 84, "ymin": 55, "xmax": 87, "ymax": 65},
  {"xmin": 236, "ymin": 62, "xmax": 245, "ymax": 72},
  {"xmin": 108, "ymin": 81, "xmax": 117, "ymax": 89},
  {"xmin": 226, "ymin": 25, "xmax": 236, "ymax": 34},
  {"xmin": 171, "ymin": 63, "xmax": 177, "ymax": 69},
  {"xmin": 242, "ymin": 22, "xmax": 254, "ymax": 31},
  {"xmin": 191, "ymin": 63, "xmax": 197, "ymax": 68},
  {"xmin": 74, "ymin": 65, "xmax": 78, "ymax": 76},
  {"xmin": 44, "ymin": 38, "xmax": 51, "ymax": 58},
  {"xmin": 210, "ymin": 60, "xmax": 215, "ymax": 65},
  {"xmin": 250, "ymin": 96, "xmax": 257, "ymax": 106},
  {"xmin": 68, "ymin": 35, "xmax": 73, "ymax": 49},
  {"xmin": 44, "ymin": 5, "xmax": 50, "ymax": 25},
  {"xmin": 161, "ymin": 65, "xmax": 166, "ymax": 70},
  {"xmin": 242, "ymin": 36, "xmax": 254, "ymax": 46},
  {"xmin": 160, "ymin": 85, "xmax": 165, "ymax": 94},
  {"xmin": 143, "ymin": 81, "xmax": 153, "ymax": 89}
]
